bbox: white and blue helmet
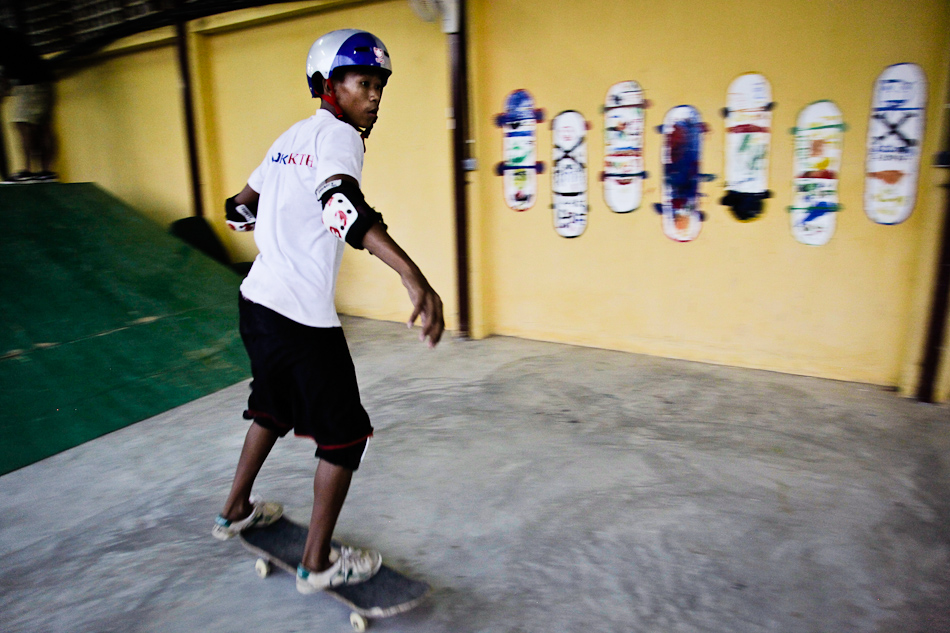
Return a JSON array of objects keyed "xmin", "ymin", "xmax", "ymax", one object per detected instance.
[{"xmin": 306, "ymin": 29, "xmax": 392, "ymax": 97}]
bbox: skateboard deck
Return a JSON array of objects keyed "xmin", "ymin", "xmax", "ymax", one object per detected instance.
[
  {"xmin": 721, "ymin": 73, "xmax": 773, "ymax": 221},
  {"xmin": 552, "ymin": 110, "xmax": 589, "ymax": 237},
  {"xmin": 601, "ymin": 81, "xmax": 648, "ymax": 213},
  {"xmin": 865, "ymin": 63, "xmax": 927, "ymax": 225},
  {"xmin": 655, "ymin": 105, "xmax": 713, "ymax": 242},
  {"xmin": 495, "ymin": 89, "xmax": 545, "ymax": 211},
  {"xmin": 240, "ymin": 518, "xmax": 430, "ymax": 631},
  {"xmin": 790, "ymin": 100, "xmax": 846, "ymax": 246}
]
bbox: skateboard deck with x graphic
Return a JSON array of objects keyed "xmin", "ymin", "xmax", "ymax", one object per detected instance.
[
  {"xmin": 864, "ymin": 63, "xmax": 927, "ymax": 225},
  {"xmin": 552, "ymin": 110, "xmax": 590, "ymax": 237}
]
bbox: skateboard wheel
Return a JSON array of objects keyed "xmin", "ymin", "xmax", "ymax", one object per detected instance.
[
  {"xmin": 349, "ymin": 612, "xmax": 368, "ymax": 632},
  {"xmin": 255, "ymin": 558, "xmax": 271, "ymax": 578}
]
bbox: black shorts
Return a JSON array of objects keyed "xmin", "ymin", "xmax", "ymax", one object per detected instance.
[{"xmin": 239, "ymin": 294, "xmax": 373, "ymax": 470}]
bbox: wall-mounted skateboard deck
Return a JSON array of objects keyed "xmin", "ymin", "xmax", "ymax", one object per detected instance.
[
  {"xmin": 721, "ymin": 73, "xmax": 773, "ymax": 221},
  {"xmin": 495, "ymin": 89, "xmax": 545, "ymax": 211},
  {"xmin": 552, "ymin": 110, "xmax": 589, "ymax": 238},
  {"xmin": 602, "ymin": 80, "xmax": 647, "ymax": 213},
  {"xmin": 656, "ymin": 105, "xmax": 713, "ymax": 242},
  {"xmin": 790, "ymin": 100, "xmax": 845, "ymax": 246},
  {"xmin": 864, "ymin": 63, "xmax": 927, "ymax": 225}
]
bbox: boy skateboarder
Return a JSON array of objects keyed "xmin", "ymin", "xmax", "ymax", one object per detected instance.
[{"xmin": 213, "ymin": 29, "xmax": 444, "ymax": 593}]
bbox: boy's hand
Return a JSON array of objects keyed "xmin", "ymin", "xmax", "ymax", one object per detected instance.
[
  {"xmin": 404, "ymin": 273, "xmax": 444, "ymax": 348},
  {"xmin": 358, "ymin": 221, "xmax": 444, "ymax": 348}
]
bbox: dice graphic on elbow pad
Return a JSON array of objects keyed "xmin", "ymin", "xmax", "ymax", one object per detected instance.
[{"xmin": 322, "ymin": 193, "xmax": 356, "ymax": 241}]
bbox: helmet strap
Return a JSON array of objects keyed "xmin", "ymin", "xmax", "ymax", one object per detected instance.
[
  {"xmin": 320, "ymin": 79, "xmax": 345, "ymax": 119},
  {"xmin": 320, "ymin": 77, "xmax": 371, "ymax": 146}
]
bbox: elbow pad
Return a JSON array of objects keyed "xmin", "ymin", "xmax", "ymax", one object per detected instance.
[
  {"xmin": 317, "ymin": 178, "xmax": 386, "ymax": 249},
  {"xmin": 225, "ymin": 195, "xmax": 257, "ymax": 232}
]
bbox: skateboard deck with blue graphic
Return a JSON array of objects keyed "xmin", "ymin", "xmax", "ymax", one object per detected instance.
[
  {"xmin": 240, "ymin": 517, "xmax": 430, "ymax": 631},
  {"xmin": 552, "ymin": 110, "xmax": 590, "ymax": 237},
  {"xmin": 601, "ymin": 81, "xmax": 648, "ymax": 213},
  {"xmin": 865, "ymin": 63, "xmax": 927, "ymax": 225},
  {"xmin": 721, "ymin": 73, "xmax": 773, "ymax": 221},
  {"xmin": 655, "ymin": 105, "xmax": 714, "ymax": 242},
  {"xmin": 495, "ymin": 89, "xmax": 545, "ymax": 211},
  {"xmin": 790, "ymin": 100, "xmax": 846, "ymax": 246}
]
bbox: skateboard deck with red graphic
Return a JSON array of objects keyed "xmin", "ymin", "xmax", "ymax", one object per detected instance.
[
  {"xmin": 655, "ymin": 105, "xmax": 714, "ymax": 242},
  {"xmin": 601, "ymin": 81, "xmax": 648, "ymax": 213}
]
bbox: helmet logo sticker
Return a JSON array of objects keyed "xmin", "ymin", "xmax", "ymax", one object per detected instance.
[{"xmin": 373, "ymin": 47, "xmax": 385, "ymax": 65}]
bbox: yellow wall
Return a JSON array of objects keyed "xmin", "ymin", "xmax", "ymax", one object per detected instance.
[
  {"xmin": 5, "ymin": 32, "xmax": 192, "ymax": 227},
  {"xmin": 470, "ymin": 0, "xmax": 950, "ymax": 396},
  {"xmin": 39, "ymin": 0, "xmax": 950, "ymax": 400}
]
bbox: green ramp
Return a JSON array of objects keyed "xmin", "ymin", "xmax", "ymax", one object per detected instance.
[{"xmin": 0, "ymin": 183, "xmax": 250, "ymax": 475}]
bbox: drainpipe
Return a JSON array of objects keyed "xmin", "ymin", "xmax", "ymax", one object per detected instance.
[
  {"xmin": 916, "ymin": 65, "xmax": 950, "ymax": 403},
  {"xmin": 446, "ymin": 0, "xmax": 471, "ymax": 338},
  {"xmin": 174, "ymin": 18, "xmax": 204, "ymax": 218},
  {"xmin": 0, "ymin": 112, "xmax": 7, "ymax": 180}
]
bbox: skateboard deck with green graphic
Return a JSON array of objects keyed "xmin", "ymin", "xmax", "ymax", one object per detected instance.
[
  {"xmin": 495, "ymin": 89, "xmax": 545, "ymax": 211},
  {"xmin": 721, "ymin": 73, "xmax": 773, "ymax": 221},
  {"xmin": 790, "ymin": 100, "xmax": 846, "ymax": 246}
]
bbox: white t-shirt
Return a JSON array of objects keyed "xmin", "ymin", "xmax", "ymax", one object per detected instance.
[{"xmin": 240, "ymin": 109, "xmax": 365, "ymax": 327}]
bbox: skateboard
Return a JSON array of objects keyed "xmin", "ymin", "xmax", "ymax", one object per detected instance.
[
  {"xmin": 495, "ymin": 89, "xmax": 545, "ymax": 211},
  {"xmin": 721, "ymin": 73, "xmax": 774, "ymax": 221},
  {"xmin": 552, "ymin": 110, "xmax": 590, "ymax": 237},
  {"xmin": 239, "ymin": 518, "xmax": 430, "ymax": 631},
  {"xmin": 865, "ymin": 63, "xmax": 927, "ymax": 225},
  {"xmin": 654, "ymin": 105, "xmax": 714, "ymax": 242},
  {"xmin": 601, "ymin": 81, "xmax": 649, "ymax": 213},
  {"xmin": 789, "ymin": 100, "xmax": 846, "ymax": 246}
]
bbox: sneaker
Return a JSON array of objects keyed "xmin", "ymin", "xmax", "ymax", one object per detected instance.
[
  {"xmin": 32, "ymin": 171, "xmax": 59, "ymax": 182},
  {"xmin": 2, "ymin": 171, "xmax": 36, "ymax": 184},
  {"xmin": 211, "ymin": 495, "xmax": 283, "ymax": 540},
  {"xmin": 296, "ymin": 545, "xmax": 382, "ymax": 593}
]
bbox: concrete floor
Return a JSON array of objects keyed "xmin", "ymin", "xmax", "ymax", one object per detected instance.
[{"xmin": 1, "ymin": 317, "xmax": 949, "ymax": 633}]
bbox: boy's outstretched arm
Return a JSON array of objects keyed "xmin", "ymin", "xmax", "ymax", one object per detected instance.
[
  {"xmin": 361, "ymin": 222, "xmax": 444, "ymax": 347},
  {"xmin": 318, "ymin": 174, "xmax": 444, "ymax": 347}
]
